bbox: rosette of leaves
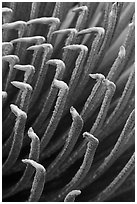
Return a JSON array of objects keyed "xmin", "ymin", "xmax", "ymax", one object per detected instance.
[{"xmin": 2, "ymin": 2, "xmax": 135, "ymax": 202}]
